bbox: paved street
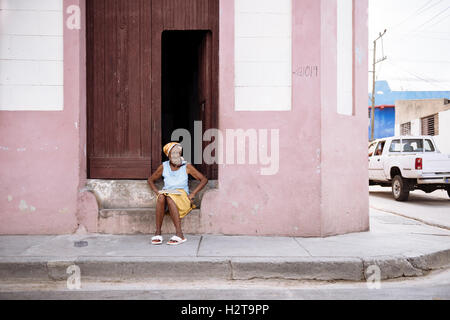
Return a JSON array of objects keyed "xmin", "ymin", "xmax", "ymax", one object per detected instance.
[
  {"xmin": 0, "ymin": 269, "xmax": 449, "ymax": 300},
  {"xmin": 2, "ymin": 192, "xmax": 450, "ymax": 300},
  {"xmin": 1, "ymin": 207, "xmax": 449, "ymax": 300},
  {"xmin": 370, "ymin": 186, "xmax": 450, "ymax": 229}
]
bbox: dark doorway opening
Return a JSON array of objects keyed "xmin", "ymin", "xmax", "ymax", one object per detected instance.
[
  {"xmin": 161, "ymin": 30, "xmax": 212, "ymax": 175},
  {"xmin": 86, "ymin": 0, "xmax": 219, "ymax": 180}
]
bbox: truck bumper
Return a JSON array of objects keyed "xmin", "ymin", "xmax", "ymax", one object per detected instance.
[{"xmin": 417, "ymin": 177, "xmax": 450, "ymax": 185}]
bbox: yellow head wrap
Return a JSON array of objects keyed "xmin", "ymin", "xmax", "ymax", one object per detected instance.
[{"xmin": 163, "ymin": 142, "xmax": 182, "ymax": 157}]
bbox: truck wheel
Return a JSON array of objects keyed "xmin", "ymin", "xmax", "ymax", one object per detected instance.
[{"xmin": 392, "ymin": 175, "xmax": 410, "ymax": 202}]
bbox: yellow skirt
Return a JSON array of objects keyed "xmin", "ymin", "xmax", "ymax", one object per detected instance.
[{"xmin": 158, "ymin": 189, "xmax": 196, "ymax": 219}]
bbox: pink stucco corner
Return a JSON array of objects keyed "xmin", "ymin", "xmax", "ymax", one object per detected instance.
[
  {"xmin": 200, "ymin": 0, "xmax": 369, "ymax": 237},
  {"xmin": 0, "ymin": 0, "xmax": 369, "ymax": 237}
]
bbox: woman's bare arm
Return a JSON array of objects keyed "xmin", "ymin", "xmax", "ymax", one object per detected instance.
[
  {"xmin": 186, "ymin": 164, "xmax": 208, "ymax": 199},
  {"xmin": 147, "ymin": 165, "xmax": 163, "ymax": 195}
]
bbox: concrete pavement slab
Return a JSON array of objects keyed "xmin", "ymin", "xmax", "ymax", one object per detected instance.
[
  {"xmin": 296, "ymin": 210, "xmax": 450, "ymax": 258},
  {"xmin": 370, "ymin": 186, "xmax": 450, "ymax": 229},
  {"xmin": 20, "ymin": 234, "xmax": 202, "ymax": 257},
  {"xmin": 0, "ymin": 210, "xmax": 448, "ymax": 282},
  {"xmin": 0, "ymin": 236, "xmax": 57, "ymax": 257},
  {"xmin": 370, "ymin": 219, "xmax": 450, "ymax": 236},
  {"xmin": 197, "ymin": 235, "xmax": 310, "ymax": 257},
  {"xmin": 296, "ymin": 233, "xmax": 450, "ymax": 258}
]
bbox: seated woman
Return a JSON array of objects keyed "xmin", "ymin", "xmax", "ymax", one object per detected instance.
[{"xmin": 147, "ymin": 142, "xmax": 208, "ymax": 246}]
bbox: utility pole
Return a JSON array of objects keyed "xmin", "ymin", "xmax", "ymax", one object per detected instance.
[{"xmin": 370, "ymin": 29, "xmax": 387, "ymax": 142}]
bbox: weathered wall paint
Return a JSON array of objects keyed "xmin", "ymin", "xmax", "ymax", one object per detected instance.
[
  {"xmin": 319, "ymin": 0, "xmax": 370, "ymax": 236},
  {"xmin": 0, "ymin": 0, "xmax": 97, "ymax": 235},
  {"xmin": 201, "ymin": 0, "xmax": 369, "ymax": 237},
  {"xmin": 0, "ymin": 0, "xmax": 369, "ymax": 237}
]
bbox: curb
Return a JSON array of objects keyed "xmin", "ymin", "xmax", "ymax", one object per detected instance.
[
  {"xmin": 0, "ymin": 249, "xmax": 448, "ymax": 283},
  {"xmin": 231, "ymin": 257, "xmax": 364, "ymax": 281}
]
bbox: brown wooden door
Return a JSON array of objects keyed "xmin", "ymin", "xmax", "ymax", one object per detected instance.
[
  {"xmin": 87, "ymin": 0, "xmax": 218, "ymax": 180},
  {"xmin": 87, "ymin": 0, "xmax": 153, "ymax": 179},
  {"xmin": 198, "ymin": 31, "xmax": 218, "ymax": 179}
]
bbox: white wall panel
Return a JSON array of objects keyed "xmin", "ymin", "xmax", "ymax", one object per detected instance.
[
  {"xmin": 435, "ymin": 110, "xmax": 450, "ymax": 154},
  {"xmin": 337, "ymin": 0, "xmax": 353, "ymax": 116},
  {"xmin": 0, "ymin": 0, "xmax": 63, "ymax": 111},
  {"xmin": 235, "ymin": 0, "xmax": 292, "ymax": 111}
]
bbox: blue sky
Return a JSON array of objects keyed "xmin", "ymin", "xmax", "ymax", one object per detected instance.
[{"xmin": 369, "ymin": 0, "xmax": 450, "ymax": 91}]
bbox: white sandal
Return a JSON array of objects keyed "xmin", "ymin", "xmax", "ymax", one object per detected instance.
[
  {"xmin": 151, "ymin": 235, "xmax": 163, "ymax": 245},
  {"xmin": 167, "ymin": 235, "xmax": 187, "ymax": 246}
]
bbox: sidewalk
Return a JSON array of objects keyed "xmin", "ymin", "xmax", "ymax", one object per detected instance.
[
  {"xmin": 0, "ymin": 209, "xmax": 449, "ymax": 283},
  {"xmin": 370, "ymin": 186, "xmax": 450, "ymax": 230}
]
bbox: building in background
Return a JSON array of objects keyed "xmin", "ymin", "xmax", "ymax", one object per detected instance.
[
  {"xmin": 395, "ymin": 99, "xmax": 450, "ymax": 153},
  {"xmin": 368, "ymin": 80, "xmax": 450, "ymax": 140},
  {"xmin": 1, "ymin": 0, "xmax": 369, "ymax": 237}
]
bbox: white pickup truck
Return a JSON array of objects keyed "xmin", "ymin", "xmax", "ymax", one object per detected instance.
[{"xmin": 369, "ymin": 136, "xmax": 450, "ymax": 201}]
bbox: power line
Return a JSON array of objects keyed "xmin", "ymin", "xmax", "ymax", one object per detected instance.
[
  {"xmin": 389, "ymin": 0, "xmax": 445, "ymax": 35},
  {"xmin": 416, "ymin": 0, "xmax": 445, "ymax": 14},
  {"xmin": 386, "ymin": 0, "xmax": 450, "ymax": 41},
  {"xmin": 389, "ymin": 58, "xmax": 450, "ymax": 64},
  {"xmin": 387, "ymin": 60, "xmax": 449, "ymax": 91},
  {"xmin": 385, "ymin": 25, "xmax": 450, "ymax": 42},
  {"xmin": 414, "ymin": 30, "xmax": 450, "ymax": 34},
  {"xmin": 425, "ymin": 10, "xmax": 450, "ymax": 29},
  {"xmin": 370, "ymin": 30, "xmax": 388, "ymax": 142},
  {"xmin": 389, "ymin": 0, "xmax": 433, "ymax": 30},
  {"xmin": 392, "ymin": 33, "xmax": 450, "ymax": 40},
  {"xmin": 376, "ymin": 63, "xmax": 384, "ymax": 81},
  {"xmin": 413, "ymin": 6, "xmax": 450, "ymax": 31}
]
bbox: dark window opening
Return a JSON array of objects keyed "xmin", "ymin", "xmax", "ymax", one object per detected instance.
[
  {"xmin": 421, "ymin": 114, "xmax": 439, "ymax": 136},
  {"xmin": 161, "ymin": 30, "xmax": 209, "ymax": 169},
  {"xmin": 375, "ymin": 141, "xmax": 386, "ymax": 156},
  {"xmin": 400, "ymin": 122, "xmax": 411, "ymax": 136}
]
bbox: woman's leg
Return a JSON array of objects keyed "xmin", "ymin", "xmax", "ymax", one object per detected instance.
[
  {"xmin": 166, "ymin": 197, "xmax": 184, "ymax": 240},
  {"xmin": 155, "ymin": 194, "xmax": 166, "ymax": 236}
]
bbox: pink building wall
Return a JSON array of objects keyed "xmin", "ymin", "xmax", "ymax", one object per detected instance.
[
  {"xmin": 201, "ymin": 0, "xmax": 369, "ymax": 237},
  {"xmin": 0, "ymin": 0, "xmax": 97, "ymax": 234},
  {"xmin": 319, "ymin": 0, "xmax": 370, "ymax": 236},
  {"xmin": 0, "ymin": 0, "xmax": 369, "ymax": 236}
]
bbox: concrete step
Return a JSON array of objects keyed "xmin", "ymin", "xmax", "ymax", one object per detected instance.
[
  {"xmin": 98, "ymin": 208, "xmax": 203, "ymax": 235},
  {"xmin": 86, "ymin": 179, "xmax": 217, "ymax": 209}
]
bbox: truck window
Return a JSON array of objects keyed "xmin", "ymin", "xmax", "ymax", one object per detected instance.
[
  {"xmin": 374, "ymin": 141, "xmax": 386, "ymax": 156},
  {"xmin": 402, "ymin": 139, "xmax": 424, "ymax": 153},
  {"xmin": 368, "ymin": 142, "xmax": 377, "ymax": 157},
  {"xmin": 389, "ymin": 140, "xmax": 401, "ymax": 153},
  {"xmin": 424, "ymin": 139, "xmax": 435, "ymax": 152}
]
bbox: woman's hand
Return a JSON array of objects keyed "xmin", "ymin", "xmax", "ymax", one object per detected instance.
[
  {"xmin": 148, "ymin": 165, "xmax": 163, "ymax": 197},
  {"xmin": 186, "ymin": 165, "xmax": 208, "ymax": 201},
  {"xmin": 188, "ymin": 193, "xmax": 196, "ymax": 205}
]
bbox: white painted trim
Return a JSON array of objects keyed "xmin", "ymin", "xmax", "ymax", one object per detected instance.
[{"xmin": 337, "ymin": 0, "xmax": 353, "ymax": 116}]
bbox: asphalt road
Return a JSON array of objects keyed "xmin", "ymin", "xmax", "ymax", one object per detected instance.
[
  {"xmin": 1, "ymin": 189, "xmax": 448, "ymax": 300},
  {"xmin": 369, "ymin": 186, "xmax": 450, "ymax": 229},
  {"xmin": 0, "ymin": 269, "xmax": 449, "ymax": 300}
]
